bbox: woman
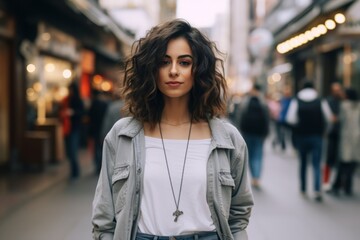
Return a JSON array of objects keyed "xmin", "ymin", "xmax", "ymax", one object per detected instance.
[
  {"xmin": 92, "ymin": 19, "xmax": 253, "ymax": 240},
  {"xmin": 331, "ymin": 88, "xmax": 360, "ymax": 196}
]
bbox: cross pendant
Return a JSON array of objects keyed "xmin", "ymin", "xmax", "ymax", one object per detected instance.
[{"xmin": 173, "ymin": 209, "xmax": 183, "ymax": 222}]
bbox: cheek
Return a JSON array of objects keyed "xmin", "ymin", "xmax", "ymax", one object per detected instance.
[
  {"xmin": 188, "ymin": 78, "xmax": 194, "ymax": 87},
  {"xmin": 155, "ymin": 77, "xmax": 165, "ymax": 94},
  {"xmin": 186, "ymin": 73, "xmax": 194, "ymax": 87},
  {"xmin": 157, "ymin": 69, "xmax": 166, "ymax": 82}
]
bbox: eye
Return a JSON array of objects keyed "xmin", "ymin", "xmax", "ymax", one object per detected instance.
[
  {"xmin": 160, "ymin": 59, "xmax": 170, "ymax": 66},
  {"xmin": 179, "ymin": 60, "xmax": 192, "ymax": 66}
]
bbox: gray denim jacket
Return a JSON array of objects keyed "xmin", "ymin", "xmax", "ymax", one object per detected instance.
[{"xmin": 92, "ymin": 117, "xmax": 253, "ymax": 240}]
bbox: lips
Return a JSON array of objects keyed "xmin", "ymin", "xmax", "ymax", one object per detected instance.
[{"xmin": 166, "ymin": 81, "xmax": 183, "ymax": 87}]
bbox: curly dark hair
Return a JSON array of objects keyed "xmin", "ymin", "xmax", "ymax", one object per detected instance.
[{"xmin": 121, "ymin": 19, "xmax": 228, "ymax": 127}]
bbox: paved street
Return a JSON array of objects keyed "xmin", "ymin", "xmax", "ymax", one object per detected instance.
[
  {"xmin": 0, "ymin": 173, "xmax": 97, "ymax": 240},
  {"xmin": 0, "ymin": 139, "xmax": 359, "ymax": 240},
  {"xmin": 247, "ymin": 141, "xmax": 360, "ymax": 240}
]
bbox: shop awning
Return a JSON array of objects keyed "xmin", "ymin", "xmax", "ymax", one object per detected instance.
[
  {"xmin": 273, "ymin": 0, "xmax": 356, "ymax": 44},
  {"xmin": 273, "ymin": 4, "xmax": 321, "ymax": 43},
  {"xmin": 66, "ymin": 0, "xmax": 134, "ymax": 46},
  {"xmin": 268, "ymin": 63, "xmax": 293, "ymax": 75}
]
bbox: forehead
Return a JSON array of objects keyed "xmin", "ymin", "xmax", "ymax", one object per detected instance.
[{"xmin": 165, "ymin": 37, "xmax": 192, "ymax": 56}]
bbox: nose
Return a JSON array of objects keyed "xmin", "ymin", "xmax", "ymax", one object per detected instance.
[{"xmin": 169, "ymin": 63, "xmax": 179, "ymax": 77}]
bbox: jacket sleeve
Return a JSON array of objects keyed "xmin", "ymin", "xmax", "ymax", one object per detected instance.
[
  {"xmin": 100, "ymin": 107, "xmax": 113, "ymax": 142},
  {"xmin": 321, "ymin": 99, "xmax": 334, "ymax": 134},
  {"xmin": 92, "ymin": 131, "xmax": 117, "ymax": 239},
  {"xmin": 228, "ymin": 130, "xmax": 254, "ymax": 239},
  {"xmin": 285, "ymin": 99, "xmax": 298, "ymax": 125}
]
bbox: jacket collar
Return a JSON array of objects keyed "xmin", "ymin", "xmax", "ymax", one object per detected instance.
[
  {"xmin": 297, "ymin": 88, "xmax": 318, "ymax": 102},
  {"xmin": 117, "ymin": 117, "xmax": 234, "ymax": 150},
  {"xmin": 208, "ymin": 118, "xmax": 235, "ymax": 149},
  {"xmin": 117, "ymin": 117, "xmax": 143, "ymax": 138}
]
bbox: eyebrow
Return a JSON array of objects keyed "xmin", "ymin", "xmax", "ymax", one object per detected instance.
[{"xmin": 164, "ymin": 54, "xmax": 193, "ymax": 59}]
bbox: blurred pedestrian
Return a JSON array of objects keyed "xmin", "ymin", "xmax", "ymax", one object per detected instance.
[
  {"xmin": 278, "ymin": 86, "xmax": 295, "ymax": 151},
  {"xmin": 330, "ymin": 88, "xmax": 360, "ymax": 196},
  {"xmin": 59, "ymin": 82, "xmax": 85, "ymax": 179},
  {"xmin": 88, "ymin": 89, "xmax": 109, "ymax": 175},
  {"xmin": 238, "ymin": 83, "xmax": 270, "ymax": 189},
  {"xmin": 226, "ymin": 93, "xmax": 242, "ymax": 127},
  {"xmin": 100, "ymin": 90, "xmax": 124, "ymax": 142},
  {"xmin": 92, "ymin": 19, "xmax": 253, "ymax": 240},
  {"xmin": 286, "ymin": 80, "xmax": 333, "ymax": 201},
  {"xmin": 323, "ymin": 82, "xmax": 344, "ymax": 189},
  {"xmin": 266, "ymin": 94, "xmax": 281, "ymax": 150}
]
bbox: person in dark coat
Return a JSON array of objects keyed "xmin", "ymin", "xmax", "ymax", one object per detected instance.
[
  {"xmin": 60, "ymin": 82, "xmax": 85, "ymax": 179},
  {"xmin": 330, "ymin": 88, "xmax": 360, "ymax": 196},
  {"xmin": 238, "ymin": 83, "xmax": 270, "ymax": 189},
  {"xmin": 88, "ymin": 89, "xmax": 109, "ymax": 174},
  {"xmin": 323, "ymin": 82, "xmax": 344, "ymax": 189},
  {"xmin": 286, "ymin": 80, "xmax": 333, "ymax": 202}
]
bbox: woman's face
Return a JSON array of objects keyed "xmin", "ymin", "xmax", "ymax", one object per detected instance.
[{"xmin": 157, "ymin": 37, "xmax": 194, "ymax": 101}]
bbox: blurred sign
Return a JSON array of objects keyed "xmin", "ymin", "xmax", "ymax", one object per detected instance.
[
  {"xmin": 36, "ymin": 22, "xmax": 80, "ymax": 62},
  {"xmin": 248, "ymin": 27, "xmax": 273, "ymax": 58},
  {"xmin": 81, "ymin": 50, "xmax": 95, "ymax": 74},
  {"xmin": 338, "ymin": 0, "xmax": 360, "ymax": 35}
]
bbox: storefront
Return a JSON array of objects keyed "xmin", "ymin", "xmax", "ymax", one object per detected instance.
[
  {"xmin": 337, "ymin": 0, "xmax": 360, "ymax": 92},
  {"xmin": 269, "ymin": 0, "xmax": 357, "ymax": 95},
  {"xmin": 0, "ymin": 7, "xmax": 15, "ymax": 169},
  {"xmin": 23, "ymin": 22, "xmax": 80, "ymax": 124},
  {"xmin": 17, "ymin": 22, "xmax": 81, "ymax": 167},
  {"xmin": 1, "ymin": 0, "xmax": 130, "ymax": 172}
]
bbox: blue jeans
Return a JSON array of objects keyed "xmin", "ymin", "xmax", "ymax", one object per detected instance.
[
  {"xmin": 136, "ymin": 232, "xmax": 219, "ymax": 240},
  {"xmin": 296, "ymin": 135, "xmax": 323, "ymax": 192},
  {"xmin": 243, "ymin": 134, "xmax": 265, "ymax": 179}
]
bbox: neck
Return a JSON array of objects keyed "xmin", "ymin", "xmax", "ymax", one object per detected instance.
[{"xmin": 161, "ymin": 99, "xmax": 191, "ymax": 125}]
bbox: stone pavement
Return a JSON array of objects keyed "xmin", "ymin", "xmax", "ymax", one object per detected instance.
[{"xmin": 0, "ymin": 149, "xmax": 93, "ymax": 221}]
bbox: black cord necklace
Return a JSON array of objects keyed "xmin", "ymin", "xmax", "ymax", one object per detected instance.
[{"xmin": 158, "ymin": 120, "xmax": 192, "ymax": 222}]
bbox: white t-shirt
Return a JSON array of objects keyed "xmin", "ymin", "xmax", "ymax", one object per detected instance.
[{"xmin": 138, "ymin": 136, "xmax": 215, "ymax": 236}]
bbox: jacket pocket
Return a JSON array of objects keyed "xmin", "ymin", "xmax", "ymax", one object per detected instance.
[
  {"xmin": 219, "ymin": 171, "xmax": 235, "ymax": 188},
  {"xmin": 218, "ymin": 171, "xmax": 235, "ymax": 218},
  {"xmin": 112, "ymin": 164, "xmax": 130, "ymax": 213}
]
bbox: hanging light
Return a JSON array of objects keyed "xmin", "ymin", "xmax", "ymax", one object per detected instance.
[{"xmin": 334, "ymin": 13, "xmax": 346, "ymax": 24}]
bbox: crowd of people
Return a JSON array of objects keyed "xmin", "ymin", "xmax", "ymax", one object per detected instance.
[{"xmin": 229, "ymin": 79, "xmax": 360, "ymax": 202}]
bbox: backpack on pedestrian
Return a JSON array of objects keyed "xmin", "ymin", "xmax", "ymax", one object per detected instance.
[
  {"xmin": 294, "ymin": 98, "xmax": 325, "ymax": 135},
  {"xmin": 240, "ymin": 96, "xmax": 269, "ymax": 136}
]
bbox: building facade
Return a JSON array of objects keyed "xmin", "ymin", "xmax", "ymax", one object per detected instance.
[
  {"xmin": 263, "ymin": 0, "xmax": 359, "ymax": 96},
  {"xmin": 0, "ymin": 0, "xmax": 133, "ymax": 172}
]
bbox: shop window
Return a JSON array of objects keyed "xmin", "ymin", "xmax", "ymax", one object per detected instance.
[
  {"xmin": 350, "ymin": 47, "xmax": 360, "ymax": 92},
  {"xmin": 26, "ymin": 55, "xmax": 75, "ymax": 123}
]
